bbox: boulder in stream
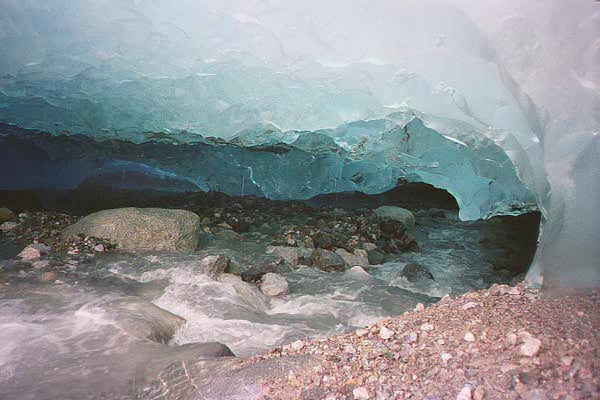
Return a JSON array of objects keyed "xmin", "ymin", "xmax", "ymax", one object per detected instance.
[
  {"xmin": 311, "ymin": 248, "xmax": 346, "ymax": 272},
  {"xmin": 61, "ymin": 208, "xmax": 200, "ymax": 252}
]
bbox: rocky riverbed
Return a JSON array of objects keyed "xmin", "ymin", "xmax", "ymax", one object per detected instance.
[{"xmin": 1, "ymin": 190, "xmax": 582, "ymax": 400}]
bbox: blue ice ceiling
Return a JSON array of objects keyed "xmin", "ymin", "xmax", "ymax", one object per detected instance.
[{"xmin": 0, "ymin": 0, "xmax": 598, "ymax": 286}]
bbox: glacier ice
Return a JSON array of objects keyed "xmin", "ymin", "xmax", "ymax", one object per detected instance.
[{"xmin": 0, "ymin": 0, "xmax": 598, "ymax": 287}]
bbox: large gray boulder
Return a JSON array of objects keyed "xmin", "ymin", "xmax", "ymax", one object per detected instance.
[
  {"xmin": 374, "ymin": 206, "xmax": 415, "ymax": 228},
  {"xmin": 62, "ymin": 208, "xmax": 200, "ymax": 252}
]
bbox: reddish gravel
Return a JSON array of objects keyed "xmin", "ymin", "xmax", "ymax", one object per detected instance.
[{"xmin": 255, "ymin": 284, "xmax": 599, "ymax": 400}]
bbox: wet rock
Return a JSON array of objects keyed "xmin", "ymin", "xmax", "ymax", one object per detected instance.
[
  {"xmin": 17, "ymin": 243, "xmax": 51, "ymax": 260},
  {"xmin": 241, "ymin": 260, "xmax": 282, "ymax": 283},
  {"xmin": 379, "ymin": 219, "xmax": 407, "ymax": 237},
  {"xmin": 0, "ymin": 207, "xmax": 15, "ymax": 223},
  {"xmin": 335, "ymin": 248, "xmax": 369, "ymax": 268},
  {"xmin": 0, "ymin": 221, "xmax": 18, "ymax": 232},
  {"xmin": 200, "ymin": 255, "xmax": 230, "ymax": 277},
  {"xmin": 362, "ymin": 242, "xmax": 377, "ymax": 251},
  {"xmin": 260, "ymin": 273, "xmax": 289, "ymax": 297},
  {"xmin": 39, "ymin": 271, "xmax": 57, "ymax": 283},
  {"xmin": 62, "ymin": 207, "xmax": 200, "ymax": 252},
  {"xmin": 374, "ymin": 206, "xmax": 415, "ymax": 228},
  {"xmin": 311, "ymin": 248, "xmax": 346, "ymax": 272},
  {"xmin": 400, "ymin": 263, "xmax": 434, "ymax": 282},
  {"xmin": 367, "ymin": 248, "xmax": 386, "ymax": 265},
  {"xmin": 266, "ymin": 246, "xmax": 300, "ymax": 266},
  {"xmin": 346, "ymin": 266, "xmax": 371, "ymax": 279},
  {"xmin": 93, "ymin": 244, "xmax": 105, "ymax": 252},
  {"xmin": 311, "ymin": 230, "xmax": 334, "ymax": 249}
]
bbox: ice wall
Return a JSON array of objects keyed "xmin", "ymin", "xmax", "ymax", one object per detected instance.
[{"xmin": 0, "ymin": 0, "xmax": 598, "ymax": 287}]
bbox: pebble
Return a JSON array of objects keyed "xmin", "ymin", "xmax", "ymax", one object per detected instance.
[
  {"xmin": 560, "ymin": 356, "xmax": 573, "ymax": 366},
  {"xmin": 32, "ymin": 260, "xmax": 50, "ymax": 269},
  {"xmin": 353, "ymin": 386, "xmax": 370, "ymax": 400},
  {"xmin": 291, "ymin": 340, "xmax": 305, "ymax": 351},
  {"xmin": 520, "ymin": 336, "xmax": 542, "ymax": 357},
  {"xmin": 260, "ymin": 273, "xmax": 289, "ymax": 297},
  {"xmin": 414, "ymin": 303, "xmax": 425, "ymax": 312},
  {"xmin": 93, "ymin": 244, "xmax": 105, "ymax": 252},
  {"xmin": 473, "ymin": 386, "xmax": 486, "ymax": 400},
  {"xmin": 17, "ymin": 243, "xmax": 51, "ymax": 260},
  {"xmin": 355, "ymin": 328, "xmax": 369, "ymax": 337},
  {"xmin": 456, "ymin": 385, "xmax": 472, "ymax": 400},
  {"xmin": 505, "ymin": 332, "xmax": 518, "ymax": 347},
  {"xmin": 379, "ymin": 326, "xmax": 394, "ymax": 340},
  {"xmin": 420, "ymin": 323, "xmax": 434, "ymax": 331},
  {"xmin": 464, "ymin": 332, "xmax": 475, "ymax": 342},
  {"xmin": 441, "ymin": 353, "xmax": 453, "ymax": 363},
  {"xmin": 0, "ymin": 221, "xmax": 18, "ymax": 232},
  {"xmin": 462, "ymin": 302, "xmax": 478, "ymax": 310}
]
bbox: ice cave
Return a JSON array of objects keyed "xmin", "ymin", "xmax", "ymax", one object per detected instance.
[{"xmin": 0, "ymin": 1, "xmax": 598, "ymax": 399}]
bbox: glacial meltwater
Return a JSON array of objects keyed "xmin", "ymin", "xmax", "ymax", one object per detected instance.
[{"xmin": 0, "ymin": 192, "xmax": 538, "ymax": 399}]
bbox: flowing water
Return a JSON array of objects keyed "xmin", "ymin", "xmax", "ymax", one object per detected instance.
[{"xmin": 0, "ymin": 208, "xmax": 536, "ymax": 399}]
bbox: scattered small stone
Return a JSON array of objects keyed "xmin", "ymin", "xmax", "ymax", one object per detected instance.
[
  {"xmin": 472, "ymin": 386, "xmax": 486, "ymax": 400},
  {"xmin": 32, "ymin": 260, "xmax": 50, "ymax": 269},
  {"xmin": 290, "ymin": 340, "xmax": 305, "ymax": 351},
  {"xmin": 506, "ymin": 286, "xmax": 521, "ymax": 295},
  {"xmin": 464, "ymin": 332, "xmax": 475, "ymax": 342},
  {"xmin": 462, "ymin": 302, "xmax": 478, "ymax": 310},
  {"xmin": 560, "ymin": 356, "xmax": 574, "ymax": 366},
  {"xmin": 414, "ymin": 303, "xmax": 425, "ymax": 312},
  {"xmin": 456, "ymin": 385, "xmax": 472, "ymax": 400},
  {"xmin": 353, "ymin": 386, "xmax": 370, "ymax": 400},
  {"xmin": 0, "ymin": 221, "xmax": 18, "ymax": 232},
  {"xmin": 420, "ymin": 323, "xmax": 434, "ymax": 332},
  {"xmin": 17, "ymin": 243, "xmax": 51, "ymax": 260},
  {"xmin": 505, "ymin": 332, "xmax": 518, "ymax": 347},
  {"xmin": 355, "ymin": 328, "xmax": 369, "ymax": 338},
  {"xmin": 519, "ymin": 332, "xmax": 542, "ymax": 357},
  {"xmin": 379, "ymin": 326, "xmax": 394, "ymax": 340},
  {"xmin": 441, "ymin": 353, "xmax": 453, "ymax": 363},
  {"xmin": 93, "ymin": 244, "xmax": 105, "ymax": 252}
]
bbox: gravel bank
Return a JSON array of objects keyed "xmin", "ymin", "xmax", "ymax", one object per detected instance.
[{"xmin": 256, "ymin": 284, "xmax": 599, "ymax": 400}]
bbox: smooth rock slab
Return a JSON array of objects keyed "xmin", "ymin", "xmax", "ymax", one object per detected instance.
[{"xmin": 62, "ymin": 208, "xmax": 200, "ymax": 252}]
